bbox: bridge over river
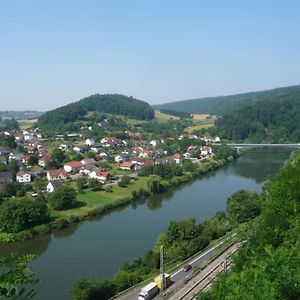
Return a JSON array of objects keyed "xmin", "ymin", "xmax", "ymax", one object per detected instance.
[{"xmin": 213, "ymin": 143, "xmax": 300, "ymax": 148}]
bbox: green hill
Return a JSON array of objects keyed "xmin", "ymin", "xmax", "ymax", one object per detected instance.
[
  {"xmin": 154, "ymin": 85, "xmax": 300, "ymax": 116},
  {"xmin": 216, "ymin": 93, "xmax": 300, "ymax": 142},
  {"xmin": 37, "ymin": 94, "xmax": 154, "ymax": 130}
]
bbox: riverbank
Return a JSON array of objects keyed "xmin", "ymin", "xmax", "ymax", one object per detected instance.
[{"xmin": 0, "ymin": 158, "xmax": 230, "ymax": 244}]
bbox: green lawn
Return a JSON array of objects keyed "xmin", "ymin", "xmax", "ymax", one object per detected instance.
[{"xmin": 52, "ymin": 177, "xmax": 149, "ymax": 218}]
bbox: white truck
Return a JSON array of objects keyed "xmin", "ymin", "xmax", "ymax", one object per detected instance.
[{"xmin": 138, "ymin": 282, "xmax": 159, "ymax": 300}]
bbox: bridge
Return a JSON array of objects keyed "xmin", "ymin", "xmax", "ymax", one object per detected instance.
[{"xmin": 212, "ymin": 143, "xmax": 300, "ymax": 148}]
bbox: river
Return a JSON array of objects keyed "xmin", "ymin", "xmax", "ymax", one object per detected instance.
[{"xmin": 0, "ymin": 148, "xmax": 292, "ymax": 300}]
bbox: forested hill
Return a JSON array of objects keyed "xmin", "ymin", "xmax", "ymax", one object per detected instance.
[
  {"xmin": 37, "ymin": 94, "xmax": 154, "ymax": 130},
  {"xmin": 215, "ymin": 94, "xmax": 300, "ymax": 142},
  {"xmin": 153, "ymin": 85, "xmax": 300, "ymax": 116}
]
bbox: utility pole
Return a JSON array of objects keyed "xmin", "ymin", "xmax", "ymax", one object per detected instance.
[{"xmin": 160, "ymin": 245, "xmax": 165, "ymax": 299}]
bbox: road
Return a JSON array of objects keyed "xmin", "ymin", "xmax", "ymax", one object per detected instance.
[
  {"xmin": 116, "ymin": 236, "xmax": 234, "ymax": 300},
  {"xmin": 168, "ymin": 243, "xmax": 239, "ymax": 300},
  {"xmin": 212, "ymin": 143, "xmax": 300, "ymax": 148}
]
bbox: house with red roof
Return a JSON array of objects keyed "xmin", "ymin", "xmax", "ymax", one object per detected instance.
[
  {"xmin": 63, "ymin": 161, "xmax": 83, "ymax": 173},
  {"xmin": 173, "ymin": 153, "xmax": 183, "ymax": 164},
  {"xmin": 119, "ymin": 162, "xmax": 141, "ymax": 171},
  {"xmin": 89, "ymin": 168, "xmax": 111, "ymax": 183},
  {"xmin": 47, "ymin": 169, "xmax": 68, "ymax": 181}
]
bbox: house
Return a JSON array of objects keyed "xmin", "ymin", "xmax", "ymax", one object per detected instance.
[
  {"xmin": 47, "ymin": 180, "xmax": 62, "ymax": 193},
  {"xmin": 16, "ymin": 171, "xmax": 31, "ymax": 183},
  {"xmin": 85, "ymin": 138, "xmax": 95, "ymax": 146},
  {"xmin": 30, "ymin": 166, "xmax": 44, "ymax": 176},
  {"xmin": 81, "ymin": 158, "xmax": 96, "ymax": 166},
  {"xmin": 119, "ymin": 162, "xmax": 141, "ymax": 171},
  {"xmin": 115, "ymin": 155, "xmax": 123, "ymax": 163},
  {"xmin": 22, "ymin": 155, "xmax": 30, "ymax": 165},
  {"xmin": 0, "ymin": 147, "xmax": 10, "ymax": 155},
  {"xmin": 38, "ymin": 154, "xmax": 51, "ymax": 167},
  {"xmin": 64, "ymin": 161, "xmax": 82, "ymax": 173},
  {"xmin": 214, "ymin": 136, "xmax": 221, "ymax": 143},
  {"xmin": 183, "ymin": 152, "xmax": 191, "ymax": 159},
  {"xmin": 173, "ymin": 153, "xmax": 183, "ymax": 164},
  {"xmin": 47, "ymin": 169, "xmax": 68, "ymax": 181},
  {"xmin": 150, "ymin": 140, "xmax": 159, "ymax": 147},
  {"xmin": 89, "ymin": 168, "xmax": 111, "ymax": 183},
  {"xmin": 200, "ymin": 146, "xmax": 212, "ymax": 157}
]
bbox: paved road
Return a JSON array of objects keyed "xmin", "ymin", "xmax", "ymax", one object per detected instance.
[
  {"xmin": 168, "ymin": 243, "xmax": 239, "ymax": 300},
  {"xmin": 213, "ymin": 143, "xmax": 300, "ymax": 148},
  {"xmin": 117, "ymin": 236, "xmax": 234, "ymax": 300}
]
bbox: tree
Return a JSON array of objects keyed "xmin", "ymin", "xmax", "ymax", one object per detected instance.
[
  {"xmin": 227, "ymin": 190, "xmax": 260, "ymax": 225},
  {"xmin": 71, "ymin": 277, "xmax": 115, "ymax": 300},
  {"xmin": 214, "ymin": 145, "xmax": 237, "ymax": 161},
  {"xmin": 0, "ymin": 254, "xmax": 38, "ymax": 299},
  {"xmin": 77, "ymin": 177, "xmax": 88, "ymax": 193},
  {"xmin": 0, "ymin": 197, "xmax": 50, "ymax": 233},
  {"xmin": 88, "ymin": 178, "xmax": 103, "ymax": 192},
  {"xmin": 33, "ymin": 176, "xmax": 47, "ymax": 192},
  {"xmin": 51, "ymin": 149, "xmax": 66, "ymax": 164},
  {"xmin": 147, "ymin": 175, "xmax": 164, "ymax": 194},
  {"xmin": 118, "ymin": 176, "xmax": 130, "ymax": 187},
  {"xmin": 49, "ymin": 185, "xmax": 77, "ymax": 210}
]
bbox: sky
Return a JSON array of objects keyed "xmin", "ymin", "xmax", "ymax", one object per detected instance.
[{"xmin": 0, "ymin": 0, "xmax": 300, "ymax": 111}]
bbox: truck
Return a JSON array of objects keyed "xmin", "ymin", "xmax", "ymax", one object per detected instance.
[
  {"xmin": 138, "ymin": 282, "xmax": 159, "ymax": 300},
  {"xmin": 154, "ymin": 273, "xmax": 171, "ymax": 289}
]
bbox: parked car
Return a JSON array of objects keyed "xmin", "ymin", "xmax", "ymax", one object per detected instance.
[{"xmin": 183, "ymin": 264, "xmax": 192, "ymax": 272}]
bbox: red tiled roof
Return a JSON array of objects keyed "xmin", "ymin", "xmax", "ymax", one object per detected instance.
[
  {"xmin": 120, "ymin": 162, "xmax": 134, "ymax": 168},
  {"xmin": 65, "ymin": 161, "xmax": 82, "ymax": 168},
  {"xmin": 48, "ymin": 169, "xmax": 68, "ymax": 176}
]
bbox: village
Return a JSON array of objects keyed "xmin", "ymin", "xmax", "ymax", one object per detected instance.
[{"xmin": 0, "ymin": 123, "xmax": 221, "ymax": 196}]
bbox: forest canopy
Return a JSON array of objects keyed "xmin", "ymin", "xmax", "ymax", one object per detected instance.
[
  {"xmin": 154, "ymin": 85, "xmax": 300, "ymax": 116},
  {"xmin": 215, "ymin": 95, "xmax": 300, "ymax": 142}
]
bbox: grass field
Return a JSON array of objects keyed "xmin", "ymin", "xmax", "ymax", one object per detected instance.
[
  {"xmin": 18, "ymin": 119, "xmax": 37, "ymax": 129},
  {"xmin": 155, "ymin": 111, "xmax": 180, "ymax": 121},
  {"xmin": 185, "ymin": 114, "xmax": 218, "ymax": 133},
  {"xmin": 52, "ymin": 176, "xmax": 149, "ymax": 218}
]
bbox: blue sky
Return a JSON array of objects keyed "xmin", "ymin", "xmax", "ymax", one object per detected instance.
[{"xmin": 1, "ymin": 0, "xmax": 300, "ymax": 110}]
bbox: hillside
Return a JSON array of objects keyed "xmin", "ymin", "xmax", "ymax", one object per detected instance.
[
  {"xmin": 37, "ymin": 94, "xmax": 154, "ymax": 130},
  {"xmin": 216, "ymin": 94, "xmax": 300, "ymax": 142},
  {"xmin": 154, "ymin": 85, "xmax": 300, "ymax": 116}
]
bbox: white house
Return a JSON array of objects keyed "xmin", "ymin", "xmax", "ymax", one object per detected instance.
[
  {"xmin": 173, "ymin": 153, "xmax": 183, "ymax": 164},
  {"xmin": 115, "ymin": 155, "xmax": 123, "ymax": 163},
  {"xmin": 63, "ymin": 161, "xmax": 82, "ymax": 173},
  {"xmin": 200, "ymin": 146, "xmax": 213, "ymax": 156},
  {"xmin": 214, "ymin": 136, "xmax": 221, "ymax": 143},
  {"xmin": 89, "ymin": 168, "xmax": 111, "ymax": 183},
  {"xmin": 47, "ymin": 180, "xmax": 62, "ymax": 193},
  {"xmin": 85, "ymin": 138, "xmax": 95, "ymax": 146},
  {"xmin": 119, "ymin": 162, "xmax": 141, "ymax": 171},
  {"xmin": 16, "ymin": 171, "xmax": 31, "ymax": 183},
  {"xmin": 150, "ymin": 140, "xmax": 159, "ymax": 147}
]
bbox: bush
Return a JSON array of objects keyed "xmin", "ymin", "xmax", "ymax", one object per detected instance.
[
  {"xmin": 52, "ymin": 218, "xmax": 69, "ymax": 229},
  {"xmin": 33, "ymin": 224, "xmax": 51, "ymax": 235},
  {"xmin": 49, "ymin": 185, "xmax": 77, "ymax": 210}
]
